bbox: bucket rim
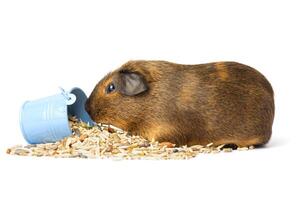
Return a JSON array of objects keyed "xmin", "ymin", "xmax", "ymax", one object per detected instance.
[{"xmin": 69, "ymin": 87, "xmax": 95, "ymax": 125}]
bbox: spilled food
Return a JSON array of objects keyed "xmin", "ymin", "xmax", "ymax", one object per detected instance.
[{"xmin": 7, "ymin": 117, "xmax": 254, "ymax": 160}]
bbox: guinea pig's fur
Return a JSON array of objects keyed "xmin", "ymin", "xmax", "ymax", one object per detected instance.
[{"xmin": 86, "ymin": 60, "xmax": 274, "ymax": 147}]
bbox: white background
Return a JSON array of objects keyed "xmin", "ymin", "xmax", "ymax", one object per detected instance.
[{"xmin": 0, "ymin": 0, "xmax": 299, "ymax": 199}]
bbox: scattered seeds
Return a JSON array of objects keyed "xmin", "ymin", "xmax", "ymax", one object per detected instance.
[
  {"xmin": 206, "ymin": 143, "xmax": 213, "ymax": 147},
  {"xmin": 6, "ymin": 118, "xmax": 254, "ymax": 159},
  {"xmin": 237, "ymin": 147, "xmax": 249, "ymax": 151},
  {"xmin": 222, "ymin": 148, "xmax": 233, "ymax": 152}
]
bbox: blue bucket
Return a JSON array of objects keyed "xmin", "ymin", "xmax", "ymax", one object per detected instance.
[{"xmin": 19, "ymin": 87, "xmax": 94, "ymax": 144}]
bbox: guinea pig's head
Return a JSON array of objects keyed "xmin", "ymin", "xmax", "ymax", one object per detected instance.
[{"xmin": 85, "ymin": 67, "xmax": 149, "ymax": 130}]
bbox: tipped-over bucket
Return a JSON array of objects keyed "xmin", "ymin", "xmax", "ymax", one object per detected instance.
[{"xmin": 19, "ymin": 87, "xmax": 94, "ymax": 144}]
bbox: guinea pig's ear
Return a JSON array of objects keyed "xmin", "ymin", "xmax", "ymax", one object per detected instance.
[{"xmin": 119, "ymin": 71, "xmax": 148, "ymax": 96}]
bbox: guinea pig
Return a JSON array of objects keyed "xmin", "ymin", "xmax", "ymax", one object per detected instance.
[{"xmin": 85, "ymin": 60, "xmax": 274, "ymax": 147}]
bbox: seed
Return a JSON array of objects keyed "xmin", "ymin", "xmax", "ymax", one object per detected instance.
[
  {"xmin": 73, "ymin": 128, "xmax": 81, "ymax": 136},
  {"xmin": 190, "ymin": 145, "xmax": 204, "ymax": 151},
  {"xmin": 69, "ymin": 116, "xmax": 78, "ymax": 122},
  {"xmin": 52, "ymin": 151, "xmax": 59, "ymax": 156},
  {"xmin": 222, "ymin": 148, "xmax": 233, "ymax": 152},
  {"xmin": 79, "ymin": 134, "xmax": 88, "ymax": 142},
  {"xmin": 206, "ymin": 143, "xmax": 213, "ymax": 147},
  {"xmin": 110, "ymin": 133, "xmax": 121, "ymax": 143},
  {"xmin": 106, "ymin": 145, "xmax": 113, "ymax": 152},
  {"xmin": 6, "ymin": 148, "xmax": 11, "ymax": 154},
  {"xmin": 14, "ymin": 148, "xmax": 30, "ymax": 156},
  {"xmin": 129, "ymin": 143, "xmax": 139, "ymax": 149},
  {"xmin": 217, "ymin": 144, "xmax": 225, "ymax": 150},
  {"xmin": 24, "ymin": 144, "xmax": 37, "ymax": 148},
  {"xmin": 138, "ymin": 141, "xmax": 150, "ymax": 148},
  {"xmin": 159, "ymin": 142, "xmax": 175, "ymax": 148},
  {"xmin": 45, "ymin": 144, "xmax": 58, "ymax": 150},
  {"xmin": 112, "ymin": 149, "xmax": 121, "ymax": 154},
  {"xmin": 212, "ymin": 149, "xmax": 221, "ymax": 153},
  {"xmin": 77, "ymin": 153, "xmax": 88, "ymax": 159},
  {"xmin": 32, "ymin": 152, "xmax": 44, "ymax": 157},
  {"xmin": 108, "ymin": 126, "xmax": 115, "ymax": 133},
  {"xmin": 237, "ymin": 147, "xmax": 249, "ymax": 151}
]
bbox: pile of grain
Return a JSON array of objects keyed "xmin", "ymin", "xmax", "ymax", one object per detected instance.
[{"xmin": 6, "ymin": 117, "xmax": 253, "ymax": 159}]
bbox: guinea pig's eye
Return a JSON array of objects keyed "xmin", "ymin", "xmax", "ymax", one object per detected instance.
[{"xmin": 106, "ymin": 83, "xmax": 116, "ymax": 94}]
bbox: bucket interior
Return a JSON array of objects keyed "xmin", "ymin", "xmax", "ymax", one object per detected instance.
[{"xmin": 67, "ymin": 87, "xmax": 94, "ymax": 125}]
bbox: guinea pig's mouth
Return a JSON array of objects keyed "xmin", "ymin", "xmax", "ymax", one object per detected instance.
[
  {"xmin": 85, "ymin": 104, "xmax": 102, "ymax": 123},
  {"xmin": 85, "ymin": 99, "xmax": 112, "ymax": 124}
]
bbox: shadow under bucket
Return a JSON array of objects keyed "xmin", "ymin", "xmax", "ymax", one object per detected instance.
[{"xmin": 19, "ymin": 87, "xmax": 94, "ymax": 144}]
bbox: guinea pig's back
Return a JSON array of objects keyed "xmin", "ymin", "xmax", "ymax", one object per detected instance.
[
  {"xmin": 187, "ymin": 61, "xmax": 273, "ymax": 94},
  {"xmin": 178, "ymin": 62, "xmax": 274, "ymax": 146}
]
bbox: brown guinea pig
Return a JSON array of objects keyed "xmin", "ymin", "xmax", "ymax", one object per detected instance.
[{"xmin": 85, "ymin": 60, "xmax": 274, "ymax": 147}]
